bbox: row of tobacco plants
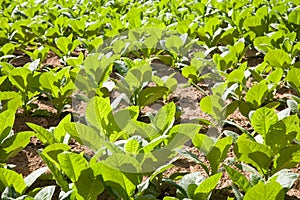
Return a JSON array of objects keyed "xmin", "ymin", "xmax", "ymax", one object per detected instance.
[{"xmin": 0, "ymin": 0, "xmax": 300, "ymax": 199}]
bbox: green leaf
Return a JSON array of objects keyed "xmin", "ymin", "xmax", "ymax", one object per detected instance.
[
  {"xmin": 0, "ymin": 43, "xmax": 15, "ymax": 55},
  {"xmin": 267, "ymin": 68, "xmax": 283, "ymax": 84},
  {"xmin": 250, "ymin": 107, "xmax": 278, "ymax": 139},
  {"xmin": 40, "ymin": 151, "xmax": 69, "ymax": 192},
  {"xmin": 234, "ymin": 135, "xmax": 272, "ymax": 175},
  {"xmin": 0, "ymin": 131, "xmax": 34, "ymax": 162},
  {"xmin": 265, "ymin": 115, "xmax": 299, "ymax": 154},
  {"xmin": 165, "ymin": 35, "xmax": 184, "ymax": 54},
  {"xmin": 154, "ymin": 102, "xmax": 176, "ymax": 134},
  {"xmin": 194, "ymin": 173, "xmax": 222, "ymax": 200},
  {"xmin": 54, "ymin": 114, "xmax": 71, "ymax": 143},
  {"xmin": 34, "ymin": 185, "xmax": 56, "ymax": 200},
  {"xmin": 245, "ymin": 82, "xmax": 268, "ymax": 108},
  {"xmin": 0, "ymin": 109, "xmax": 16, "ymax": 143},
  {"xmin": 85, "ymin": 96, "xmax": 111, "ymax": 129},
  {"xmin": 75, "ymin": 168, "xmax": 104, "ymax": 200},
  {"xmin": 42, "ymin": 143, "xmax": 71, "ymax": 168},
  {"xmin": 192, "ymin": 134, "xmax": 214, "ymax": 155},
  {"xmin": 138, "ymin": 86, "xmax": 168, "ymax": 106},
  {"xmin": 39, "ymin": 72, "xmax": 59, "ymax": 97},
  {"xmin": 243, "ymin": 181, "xmax": 285, "ymax": 200},
  {"xmin": 163, "ymin": 197, "xmax": 179, "ymax": 200},
  {"xmin": 0, "ymin": 168, "xmax": 26, "ymax": 195},
  {"xmin": 272, "ymin": 145, "xmax": 300, "ymax": 174},
  {"xmin": 227, "ymin": 69, "xmax": 245, "ymax": 84},
  {"xmin": 224, "ymin": 165, "xmax": 251, "ymax": 192},
  {"xmin": 287, "ymin": 68, "xmax": 300, "ymax": 94},
  {"xmin": 166, "ymin": 124, "xmax": 201, "ymax": 149},
  {"xmin": 64, "ymin": 122, "xmax": 104, "ymax": 150},
  {"xmin": 127, "ymin": 8, "xmax": 142, "ymax": 28},
  {"xmin": 177, "ymin": 172, "xmax": 205, "ymax": 199},
  {"xmin": 58, "ymin": 152, "xmax": 88, "ymax": 182},
  {"xmin": 8, "ymin": 67, "xmax": 31, "ymax": 93},
  {"xmin": 288, "ymin": 8, "xmax": 300, "ymax": 25},
  {"xmin": 207, "ymin": 136, "xmax": 232, "ymax": 174},
  {"xmin": 124, "ymin": 137, "xmax": 142, "ymax": 154},
  {"xmin": 92, "ymin": 154, "xmax": 142, "ymax": 200},
  {"xmin": 56, "ymin": 37, "xmax": 72, "ymax": 55},
  {"xmin": 200, "ymin": 95, "xmax": 224, "ymax": 121},
  {"xmin": 26, "ymin": 123, "xmax": 55, "ymax": 145},
  {"xmin": 264, "ymin": 49, "xmax": 291, "ymax": 69}
]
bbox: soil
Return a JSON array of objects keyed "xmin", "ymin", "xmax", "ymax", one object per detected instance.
[{"xmin": 6, "ymin": 50, "xmax": 300, "ymax": 199}]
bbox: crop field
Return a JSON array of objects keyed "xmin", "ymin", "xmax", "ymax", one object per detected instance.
[{"xmin": 1, "ymin": 0, "xmax": 300, "ymax": 199}]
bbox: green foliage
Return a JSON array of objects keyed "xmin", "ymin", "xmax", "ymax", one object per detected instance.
[{"xmin": 0, "ymin": 0, "xmax": 300, "ymax": 199}]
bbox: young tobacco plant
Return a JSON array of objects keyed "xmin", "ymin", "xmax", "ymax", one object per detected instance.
[
  {"xmin": 6, "ymin": 64, "xmax": 41, "ymax": 114},
  {"xmin": 0, "ymin": 97, "xmax": 34, "ymax": 163},
  {"xmin": 39, "ymin": 67, "xmax": 76, "ymax": 114},
  {"xmin": 115, "ymin": 60, "xmax": 168, "ymax": 107},
  {"xmin": 222, "ymin": 107, "xmax": 300, "ymax": 199}
]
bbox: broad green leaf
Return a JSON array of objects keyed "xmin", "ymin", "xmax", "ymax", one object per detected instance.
[
  {"xmin": 58, "ymin": 152, "xmax": 88, "ymax": 182},
  {"xmin": 250, "ymin": 107, "xmax": 278, "ymax": 139},
  {"xmin": 154, "ymin": 102, "xmax": 176, "ymax": 134},
  {"xmin": 54, "ymin": 114, "xmax": 71, "ymax": 143},
  {"xmin": 0, "ymin": 168, "xmax": 26, "ymax": 195},
  {"xmin": 234, "ymin": 134, "xmax": 272, "ymax": 175},
  {"xmin": 287, "ymin": 68, "xmax": 300, "ymax": 94},
  {"xmin": 0, "ymin": 43, "xmax": 15, "ymax": 55},
  {"xmin": 39, "ymin": 72, "xmax": 59, "ymax": 97},
  {"xmin": 85, "ymin": 96, "xmax": 111, "ymax": 129},
  {"xmin": 166, "ymin": 124, "xmax": 201, "ymax": 149},
  {"xmin": 207, "ymin": 136, "xmax": 232, "ymax": 174},
  {"xmin": 138, "ymin": 86, "xmax": 168, "ymax": 106},
  {"xmin": 200, "ymin": 95, "xmax": 224, "ymax": 121},
  {"xmin": 26, "ymin": 123, "xmax": 55, "ymax": 145},
  {"xmin": 127, "ymin": 8, "xmax": 142, "ymax": 28},
  {"xmin": 34, "ymin": 185, "xmax": 56, "ymax": 200},
  {"xmin": 272, "ymin": 145, "xmax": 300, "ymax": 173},
  {"xmin": 264, "ymin": 49, "xmax": 291, "ymax": 69},
  {"xmin": 177, "ymin": 172, "xmax": 205, "ymax": 199},
  {"xmin": 0, "ymin": 109, "xmax": 16, "ymax": 143},
  {"xmin": 124, "ymin": 137, "xmax": 142, "ymax": 154},
  {"xmin": 194, "ymin": 173, "xmax": 222, "ymax": 199},
  {"xmin": 40, "ymin": 152, "xmax": 69, "ymax": 192},
  {"xmin": 245, "ymin": 82, "xmax": 268, "ymax": 108},
  {"xmin": 265, "ymin": 115, "xmax": 299, "ymax": 154},
  {"xmin": 8, "ymin": 67, "xmax": 31, "ymax": 93},
  {"xmin": 56, "ymin": 37, "xmax": 72, "ymax": 55},
  {"xmin": 227, "ymin": 69, "xmax": 245, "ymax": 84},
  {"xmin": 192, "ymin": 134, "xmax": 214, "ymax": 155},
  {"xmin": 0, "ymin": 131, "xmax": 34, "ymax": 162},
  {"xmin": 93, "ymin": 154, "xmax": 142, "ymax": 200},
  {"xmin": 288, "ymin": 8, "xmax": 300, "ymax": 25},
  {"xmin": 224, "ymin": 165, "xmax": 251, "ymax": 192},
  {"xmin": 64, "ymin": 122, "xmax": 104, "ymax": 150},
  {"xmin": 243, "ymin": 181, "xmax": 284, "ymax": 200},
  {"xmin": 113, "ymin": 106, "xmax": 139, "ymax": 132},
  {"xmin": 222, "ymin": 101, "xmax": 240, "ymax": 119},
  {"xmin": 42, "ymin": 143, "xmax": 71, "ymax": 168},
  {"xmin": 165, "ymin": 35, "xmax": 184, "ymax": 54},
  {"xmin": 141, "ymin": 135, "xmax": 167, "ymax": 153},
  {"xmin": 267, "ymin": 68, "xmax": 283, "ymax": 84},
  {"xmin": 75, "ymin": 168, "xmax": 104, "ymax": 200}
]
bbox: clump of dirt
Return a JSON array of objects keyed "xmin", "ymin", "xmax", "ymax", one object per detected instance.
[{"xmin": 7, "ymin": 146, "xmax": 45, "ymax": 177}]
